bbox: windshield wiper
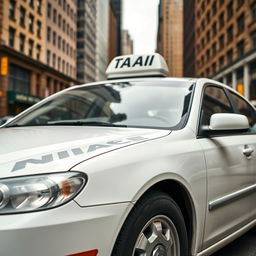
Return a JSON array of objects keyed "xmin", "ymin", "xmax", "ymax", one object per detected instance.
[{"xmin": 46, "ymin": 120, "xmax": 128, "ymax": 127}]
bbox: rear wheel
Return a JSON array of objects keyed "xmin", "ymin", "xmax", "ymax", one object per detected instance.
[{"xmin": 112, "ymin": 191, "xmax": 188, "ymax": 256}]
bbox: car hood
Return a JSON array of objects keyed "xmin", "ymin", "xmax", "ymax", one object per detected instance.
[{"xmin": 0, "ymin": 126, "xmax": 170, "ymax": 178}]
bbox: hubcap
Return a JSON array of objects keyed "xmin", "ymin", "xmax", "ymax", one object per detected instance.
[
  {"xmin": 132, "ymin": 215, "xmax": 180, "ymax": 256},
  {"xmin": 152, "ymin": 244, "xmax": 167, "ymax": 256}
]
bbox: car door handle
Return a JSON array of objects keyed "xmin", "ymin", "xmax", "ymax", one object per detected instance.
[{"xmin": 243, "ymin": 146, "xmax": 254, "ymax": 157}]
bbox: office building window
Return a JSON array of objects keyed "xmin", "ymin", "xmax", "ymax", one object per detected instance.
[
  {"xmin": 29, "ymin": 0, "xmax": 34, "ymax": 8},
  {"xmin": 19, "ymin": 7, "xmax": 26, "ymax": 26},
  {"xmin": 36, "ymin": 44, "xmax": 41, "ymax": 60},
  {"xmin": 29, "ymin": 14, "xmax": 34, "ymax": 32},
  {"xmin": 62, "ymin": 39, "xmax": 66, "ymax": 52},
  {"xmin": 206, "ymin": 30, "xmax": 210, "ymax": 42},
  {"xmin": 28, "ymin": 39, "xmax": 34, "ymax": 57},
  {"xmin": 36, "ymin": 21, "xmax": 41, "ymax": 38},
  {"xmin": 58, "ymin": 36, "xmax": 61, "ymax": 48},
  {"xmin": 8, "ymin": 27, "xmax": 15, "ymax": 47},
  {"xmin": 227, "ymin": 49, "xmax": 233, "ymax": 64},
  {"xmin": 227, "ymin": 25, "xmax": 233, "ymax": 43},
  {"xmin": 219, "ymin": 34, "xmax": 224, "ymax": 49},
  {"xmin": 47, "ymin": 50, "xmax": 51, "ymax": 65},
  {"xmin": 212, "ymin": 42, "xmax": 217, "ymax": 55},
  {"xmin": 9, "ymin": 0, "xmax": 16, "ymax": 19},
  {"xmin": 47, "ymin": 3, "xmax": 51, "ymax": 18},
  {"xmin": 252, "ymin": 31, "xmax": 256, "ymax": 48},
  {"xmin": 36, "ymin": 0, "xmax": 42, "ymax": 14},
  {"xmin": 63, "ymin": 0, "xmax": 66, "ymax": 11},
  {"xmin": 219, "ymin": 56, "xmax": 225, "ymax": 68},
  {"xmin": 52, "ymin": 54, "xmax": 56, "ymax": 68},
  {"xmin": 62, "ymin": 60, "xmax": 65, "ymax": 72},
  {"xmin": 237, "ymin": 40, "xmax": 244, "ymax": 57},
  {"xmin": 19, "ymin": 34, "xmax": 25, "ymax": 53},
  {"xmin": 237, "ymin": 0, "xmax": 243, "ymax": 9},
  {"xmin": 58, "ymin": 57, "xmax": 61, "ymax": 70},
  {"xmin": 252, "ymin": 2, "xmax": 256, "ymax": 21},
  {"xmin": 219, "ymin": 12, "xmax": 224, "ymax": 28},
  {"xmin": 63, "ymin": 19, "xmax": 66, "ymax": 32},
  {"xmin": 206, "ymin": 49, "xmax": 210, "ymax": 60},
  {"xmin": 53, "ymin": 31, "xmax": 56, "ymax": 46},
  {"xmin": 47, "ymin": 26, "xmax": 51, "ymax": 41},
  {"xmin": 212, "ymin": 62, "xmax": 217, "ymax": 73},
  {"xmin": 237, "ymin": 13, "xmax": 245, "ymax": 34},
  {"xmin": 212, "ymin": 2, "xmax": 217, "ymax": 15},
  {"xmin": 212, "ymin": 22, "xmax": 217, "ymax": 36},
  {"xmin": 227, "ymin": 1, "xmax": 233, "ymax": 20},
  {"xmin": 53, "ymin": 9, "xmax": 57, "ymax": 23},
  {"xmin": 58, "ymin": 14, "xmax": 62, "ymax": 27},
  {"xmin": 206, "ymin": 10, "xmax": 210, "ymax": 23}
]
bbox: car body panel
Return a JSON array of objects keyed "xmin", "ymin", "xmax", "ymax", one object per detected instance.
[{"xmin": 0, "ymin": 126, "xmax": 169, "ymax": 177}]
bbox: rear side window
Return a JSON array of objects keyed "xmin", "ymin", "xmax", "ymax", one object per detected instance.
[
  {"xmin": 201, "ymin": 86, "xmax": 233, "ymax": 126},
  {"xmin": 229, "ymin": 92, "xmax": 256, "ymax": 133}
]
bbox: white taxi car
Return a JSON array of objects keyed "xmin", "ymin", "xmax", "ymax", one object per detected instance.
[{"xmin": 0, "ymin": 54, "xmax": 256, "ymax": 256}]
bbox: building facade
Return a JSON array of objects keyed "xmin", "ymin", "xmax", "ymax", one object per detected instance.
[
  {"xmin": 108, "ymin": 0, "xmax": 118, "ymax": 63},
  {"xmin": 0, "ymin": 0, "xmax": 77, "ymax": 118},
  {"xmin": 195, "ymin": 0, "xmax": 256, "ymax": 104},
  {"xmin": 183, "ymin": 0, "xmax": 195, "ymax": 77},
  {"xmin": 45, "ymin": 0, "xmax": 77, "ymax": 79},
  {"xmin": 157, "ymin": 0, "xmax": 183, "ymax": 77},
  {"xmin": 96, "ymin": 0, "xmax": 109, "ymax": 81},
  {"xmin": 111, "ymin": 0, "xmax": 122, "ymax": 56},
  {"xmin": 122, "ymin": 30, "xmax": 133, "ymax": 55},
  {"xmin": 77, "ymin": 0, "xmax": 97, "ymax": 83}
]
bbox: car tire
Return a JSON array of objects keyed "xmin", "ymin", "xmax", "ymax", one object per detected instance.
[{"xmin": 111, "ymin": 191, "xmax": 188, "ymax": 256}]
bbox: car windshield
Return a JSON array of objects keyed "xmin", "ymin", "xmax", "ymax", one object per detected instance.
[{"xmin": 6, "ymin": 81, "xmax": 194, "ymax": 130}]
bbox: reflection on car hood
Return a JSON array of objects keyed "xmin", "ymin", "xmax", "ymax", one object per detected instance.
[{"xmin": 0, "ymin": 126, "xmax": 170, "ymax": 178}]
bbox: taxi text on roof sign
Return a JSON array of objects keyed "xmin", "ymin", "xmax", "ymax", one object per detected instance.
[{"xmin": 106, "ymin": 53, "xmax": 169, "ymax": 79}]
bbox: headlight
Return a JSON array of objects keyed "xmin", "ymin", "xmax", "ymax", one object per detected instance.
[{"xmin": 0, "ymin": 172, "xmax": 87, "ymax": 214}]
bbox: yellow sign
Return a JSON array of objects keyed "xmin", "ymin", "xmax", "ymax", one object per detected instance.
[
  {"xmin": 0, "ymin": 57, "xmax": 8, "ymax": 76},
  {"xmin": 237, "ymin": 83, "xmax": 244, "ymax": 95}
]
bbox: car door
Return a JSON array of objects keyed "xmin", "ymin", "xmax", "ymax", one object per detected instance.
[{"xmin": 198, "ymin": 85, "xmax": 256, "ymax": 250}]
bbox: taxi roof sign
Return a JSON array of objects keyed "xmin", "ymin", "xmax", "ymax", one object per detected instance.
[{"xmin": 106, "ymin": 53, "xmax": 169, "ymax": 79}]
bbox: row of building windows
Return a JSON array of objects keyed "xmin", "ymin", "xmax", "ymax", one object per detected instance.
[
  {"xmin": 197, "ymin": 0, "xmax": 244, "ymax": 18},
  {"xmin": 47, "ymin": 3, "xmax": 76, "ymax": 41},
  {"xmin": 9, "ymin": 0, "xmax": 42, "ymax": 18},
  {"xmin": 196, "ymin": 11, "xmax": 253, "ymax": 52},
  {"xmin": 47, "ymin": 27, "xmax": 76, "ymax": 60},
  {"xmin": 197, "ymin": 31, "xmax": 256, "ymax": 74},
  {"xmin": 197, "ymin": 29, "xmax": 256, "ymax": 67},
  {"xmin": 197, "ymin": 2, "xmax": 256, "ymax": 35},
  {"xmin": 47, "ymin": 1, "xmax": 76, "ymax": 23},
  {"xmin": 9, "ymin": 2, "xmax": 42, "ymax": 39},
  {"xmin": 8, "ymin": 27, "xmax": 41, "ymax": 60},
  {"xmin": 46, "ymin": 50, "xmax": 75, "ymax": 78}
]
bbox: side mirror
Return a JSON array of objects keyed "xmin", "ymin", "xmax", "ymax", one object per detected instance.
[{"xmin": 201, "ymin": 113, "xmax": 249, "ymax": 136}]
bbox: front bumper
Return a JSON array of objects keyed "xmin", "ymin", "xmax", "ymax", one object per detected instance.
[{"xmin": 0, "ymin": 201, "xmax": 131, "ymax": 256}]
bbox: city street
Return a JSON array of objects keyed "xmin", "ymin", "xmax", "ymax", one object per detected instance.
[{"xmin": 213, "ymin": 229, "xmax": 256, "ymax": 256}]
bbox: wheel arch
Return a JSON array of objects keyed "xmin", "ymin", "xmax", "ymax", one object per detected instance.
[
  {"xmin": 111, "ymin": 178, "xmax": 197, "ymax": 256},
  {"xmin": 146, "ymin": 179, "xmax": 196, "ymax": 253}
]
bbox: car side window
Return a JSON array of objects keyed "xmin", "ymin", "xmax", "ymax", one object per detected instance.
[
  {"xmin": 201, "ymin": 86, "xmax": 233, "ymax": 126},
  {"xmin": 229, "ymin": 91, "xmax": 256, "ymax": 134}
]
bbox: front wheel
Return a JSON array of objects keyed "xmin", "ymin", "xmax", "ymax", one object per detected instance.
[{"xmin": 112, "ymin": 191, "xmax": 188, "ymax": 256}]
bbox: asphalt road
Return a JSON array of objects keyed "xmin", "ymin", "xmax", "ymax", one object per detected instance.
[{"xmin": 212, "ymin": 229, "xmax": 256, "ymax": 256}]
